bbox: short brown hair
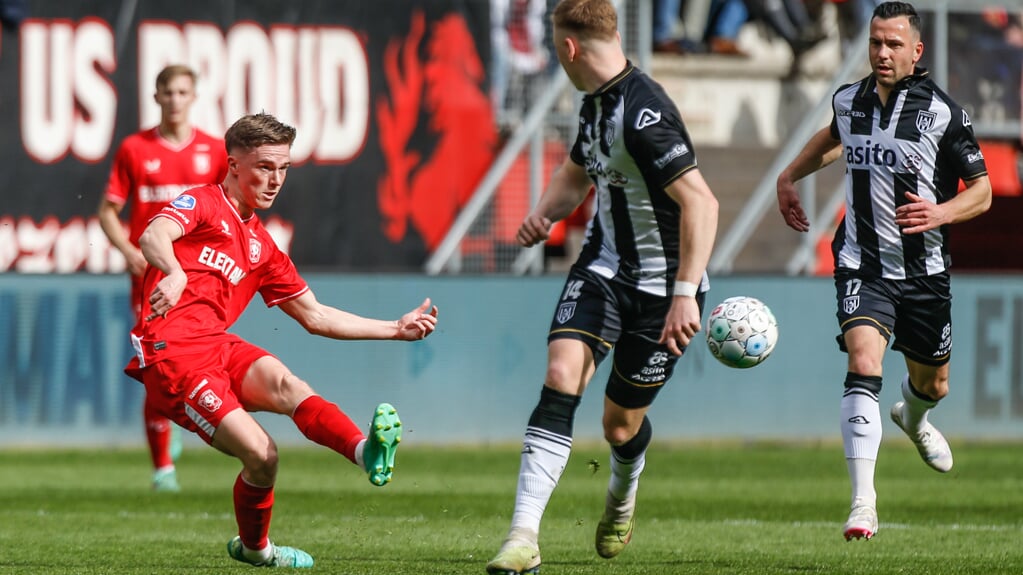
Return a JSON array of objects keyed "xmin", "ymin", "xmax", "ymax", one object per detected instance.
[
  {"xmin": 224, "ymin": 113, "xmax": 297, "ymax": 153},
  {"xmin": 155, "ymin": 64, "xmax": 197, "ymax": 91},
  {"xmin": 552, "ymin": 0, "xmax": 618, "ymax": 40}
]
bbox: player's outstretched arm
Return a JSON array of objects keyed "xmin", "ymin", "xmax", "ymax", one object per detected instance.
[
  {"xmin": 776, "ymin": 127, "xmax": 843, "ymax": 232},
  {"xmin": 279, "ymin": 292, "xmax": 439, "ymax": 341}
]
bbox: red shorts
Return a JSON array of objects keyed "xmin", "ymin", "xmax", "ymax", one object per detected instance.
[{"xmin": 139, "ymin": 338, "xmax": 273, "ymax": 444}]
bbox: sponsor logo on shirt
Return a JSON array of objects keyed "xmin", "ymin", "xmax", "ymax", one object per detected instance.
[
  {"xmin": 962, "ymin": 109, "xmax": 971, "ymax": 127},
  {"xmin": 198, "ymin": 245, "xmax": 247, "ymax": 285},
  {"xmin": 162, "ymin": 206, "xmax": 191, "ymax": 225},
  {"xmin": 171, "ymin": 194, "xmax": 197, "ymax": 210},
  {"xmin": 837, "ymin": 109, "xmax": 867, "ymax": 118},
  {"xmin": 845, "ymin": 141, "xmax": 896, "ymax": 167},
  {"xmin": 635, "ymin": 108, "xmax": 661, "ymax": 130},
  {"xmin": 144, "ymin": 159, "xmax": 161, "ymax": 173},
  {"xmin": 901, "ymin": 153, "xmax": 923, "ymax": 173},
  {"xmin": 654, "ymin": 142, "xmax": 689, "ymax": 169},
  {"xmin": 967, "ymin": 150, "xmax": 984, "ymax": 163},
  {"xmin": 139, "ymin": 184, "xmax": 192, "ymax": 204}
]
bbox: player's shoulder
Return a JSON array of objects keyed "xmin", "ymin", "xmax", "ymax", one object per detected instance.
[
  {"xmin": 174, "ymin": 183, "xmax": 220, "ymax": 204},
  {"xmin": 116, "ymin": 127, "xmax": 159, "ymax": 150},
  {"xmin": 191, "ymin": 126, "xmax": 224, "ymax": 143},
  {"xmin": 620, "ymin": 68, "xmax": 681, "ymax": 131}
]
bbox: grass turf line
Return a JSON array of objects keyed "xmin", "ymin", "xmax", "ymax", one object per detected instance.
[{"xmin": 0, "ymin": 442, "xmax": 1021, "ymax": 574}]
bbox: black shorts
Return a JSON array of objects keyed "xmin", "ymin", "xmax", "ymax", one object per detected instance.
[
  {"xmin": 833, "ymin": 269, "xmax": 952, "ymax": 366},
  {"xmin": 547, "ymin": 266, "xmax": 705, "ymax": 409}
]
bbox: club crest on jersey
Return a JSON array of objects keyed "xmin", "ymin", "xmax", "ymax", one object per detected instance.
[
  {"xmin": 193, "ymin": 152, "xmax": 211, "ymax": 175},
  {"xmin": 171, "ymin": 194, "xmax": 196, "ymax": 210},
  {"xmin": 635, "ymin": 108, "xmax": 661, "ymax": 130},
  {"xmin": 556, "ymin": 302, "xmax": 576, "ymax": 324},
  {"xmin": 843, "ymin": 296, "xmax": 860, "ymax": 314},
  {"xmin": 249, "ymin": 238, "xmax": 262, "ymax": 264},
  {"xmin": 915, "ymin": 110, "xmax": 936, "ymax": 133}
]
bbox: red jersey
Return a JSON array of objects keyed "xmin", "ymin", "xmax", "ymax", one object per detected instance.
[
  {"xmin": 104, "ymin": 126, "xmax": 229, "ymax": 245},
  {"xmin": 127, "ymin": 184, "xmax": 309, "ymax": 372}
]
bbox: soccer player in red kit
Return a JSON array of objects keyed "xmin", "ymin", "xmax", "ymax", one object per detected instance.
[
  {"xmin": 125, "ymin": 112, "xmax": 439, "ymax": 568},
  {"xmin": 98, "ymin": 64, "xmax": 229, "ymax": 492}
]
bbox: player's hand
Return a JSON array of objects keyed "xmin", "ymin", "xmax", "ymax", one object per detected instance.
[
  {"xmin": 145, "ymin": 270, "xmax": 187, "ymax": 321},
  {"xmin": 658, "ymin": 296, "xmax": 702, "ymax": 356},
  {"xmin": 395, "ymin": 298, "xmax": 439, "ymax": 340},
  {"xmin": 517, "ymin": 213, "xmax": 553, "ymax": 247},
  {"xmin": 126, "ymin": 248, "xmax": 148, "ymax": 277},
  {"xmin": 895, "ymin": 191, "xmax": 946, "ymax": 234},
  {"xmin": 777, "ymin": 176, "xmax": 810, "ymax": 232}
]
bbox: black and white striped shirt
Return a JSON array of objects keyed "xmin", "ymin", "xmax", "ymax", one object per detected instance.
[
  {"xmin": 569, "ymin": 63, "xmax": 706, "ymax": 296},
  {"xmin": 830, "ymin": 68, "xmax": 988, "ymax": 279}
]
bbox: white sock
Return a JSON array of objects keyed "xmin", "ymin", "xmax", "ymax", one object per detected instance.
[
  {"xmin": 354, "ymin": 439, "xmax": 366, "ymax": 467},
  {"xmin": 607, "ymin": 451, "xmax": 645, "ymax": 519},
  {"xmin": 846, "ymin": 458, "xmax": 877, "ymax": 507},
  {"xmin": 241, "ymin": 541, "xmax": 273, "ymax": 563},
  {"xmin": 900, "ymin": 374, "xmax": 938, "ymax": 432},
  {"xmin": 841, "ymin": 388, "xmax": 881, "ymax": 505},
  {"xmin": 841, "ymin": 388, "xmax": 882, "ymax": 460},
  {"xmin": 507, "ymin": 426, "xmax": 572, "ymax": 541}
]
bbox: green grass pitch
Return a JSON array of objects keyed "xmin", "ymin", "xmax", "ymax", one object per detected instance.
[{"xmin": 0, "ymin": 441, "xmax": 1021, "ymax": 574}]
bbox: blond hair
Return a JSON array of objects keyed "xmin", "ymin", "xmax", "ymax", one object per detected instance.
[{"xmin": 551, "ymin": 0, "xmax": 618, "ymax": 40}]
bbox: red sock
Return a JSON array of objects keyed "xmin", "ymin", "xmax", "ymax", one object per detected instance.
[
  {"xmin": 292, "ymin": 395, "xmax": 363, "ymax": 463},
  {"xmin": 144, "ymin": 398, "xmax": 173, "ymax": 469},
  {"xmin": 234, "ymin": 474, "xmax": 274, "ymax": 551}
]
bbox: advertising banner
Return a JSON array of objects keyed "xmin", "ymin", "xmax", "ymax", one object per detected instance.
[{"xmin": 0, "ymin": 0, "xmax": 496, "ymax": 272}]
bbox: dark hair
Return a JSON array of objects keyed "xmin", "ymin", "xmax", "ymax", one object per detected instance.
[
  {"xmin": 224, "ymin": 112, "xmax": 297, "ymax": 153},
  {"xmin": 872, "ymin": 1, "xmax": 921, "ymax": 33}
]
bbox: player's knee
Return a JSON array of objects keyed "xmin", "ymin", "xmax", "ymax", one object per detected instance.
[
  {"xmin": 844, "ymin": 372, "xmax": 883, "ymax": 395},
  {"xmin": 909, "ymin": 373, "xmax": 949, "ymax": 401},
  {"xmin": 602, "ymin": 422, "xmax": 633, "ymax": 446},
  {"xmin": 543, "ymin": 358, "xmax": 583, "ymax": 394},
  {"xmin": 276, "ymin": 374, "xmax": 315, "ymax": 410},
  {"xmin": 846, "ymin": 355, "xmax": 882, "ymax": 378}
]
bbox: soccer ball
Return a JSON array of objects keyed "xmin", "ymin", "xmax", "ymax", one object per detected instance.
[{"xmin": 705, "ymin": 296, "xmax": 779, "ymax": 369}]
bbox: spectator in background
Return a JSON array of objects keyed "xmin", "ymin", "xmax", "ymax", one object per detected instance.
[
  {"xmin": 743, "ymin": 0, "xmax": 826, "ymax": 73},
  {"xmin": 653, "ymin": 0, "xmax": 692, "ymax": 53},
  {"xmin": 831, "ymin": 0, "xmax": 882, "ymax": 57},
  {"xmin": 495, "ymin": 0, "xmax": 552, "ymax": 128},
  {"xmin": 98, "ymin": 64, "xmax": 229, "ymax": 493},
  {"xmin": 704, "ymin": 0, "xmax": 751, "ymax": 56},
  {"xmin": 0, "ymin": 0, "xmax": 25, "ymax": 29}
]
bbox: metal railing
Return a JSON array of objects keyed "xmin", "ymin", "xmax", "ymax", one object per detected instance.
[
  {"xmin": 711, "ymin": 0, "xmax": 1021, "ymax": 275},
  {"xmin": 424, "ymin": 0, "xmax": 649, "ymax": 275}
]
